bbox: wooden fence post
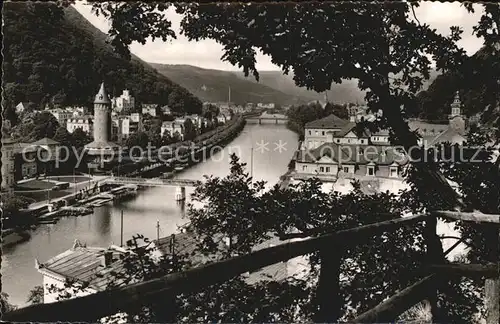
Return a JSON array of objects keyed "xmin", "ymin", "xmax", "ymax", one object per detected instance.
[
  {"xmin": 315, "ymin": 243, "xmax": 343, "ymax": 322},
  {"xmin": 485, "ymin": 225, "xmax": 499, "ymax": 324},
  {"xmin": 424, "ymin": 214, "xmax": 446, "ymax": 322}
]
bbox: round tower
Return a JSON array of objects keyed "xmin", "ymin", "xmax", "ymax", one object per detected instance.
[{"xmin": 93, "ymin": 82, "xmax": 112, "ymax": 143}]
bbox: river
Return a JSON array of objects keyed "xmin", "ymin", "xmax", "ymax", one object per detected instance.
[{"xmin": 2, "ymin": 123, "xmax": 299, "ymax": 307}]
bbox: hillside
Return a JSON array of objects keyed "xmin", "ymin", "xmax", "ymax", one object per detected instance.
[
  {"xmin": 3, "ymin": 2, "xmax": 201, "ymax": 116},
  {"xmin": 235, "ymin": 70, "xmax": 440, "ymax": 105},
  {"xmin": 415, "ymin": 46, "xmax": 499, "ymax": 122},
  {"xmin": 149, "ymin": 64, "xmax": 311, "ymax": 106},
  {"xmin": 235, "ymin": 71, "xmax": 366, "ymax": 104}
]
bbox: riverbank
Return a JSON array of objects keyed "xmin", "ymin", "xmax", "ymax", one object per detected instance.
[{"xmin": 2, "ymin": 118, "xmax": 246, "ymax": 250}]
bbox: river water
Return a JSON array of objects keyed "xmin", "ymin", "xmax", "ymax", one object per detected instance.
[{"xmin": 2, "ymin": 123, "xmax": 299, "ymax": 307}]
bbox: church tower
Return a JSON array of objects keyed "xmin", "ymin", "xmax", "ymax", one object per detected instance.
[
  {"xmin": 449, "ymin": 90, "xmax": 465, "ymax": 134},
  {"xmin": 93, "ymin": 82, "xmax": 112, "ymax": 143},
  {"xmin": 450, "ymin": 91, "xmax": 462, "ymax": 118}
]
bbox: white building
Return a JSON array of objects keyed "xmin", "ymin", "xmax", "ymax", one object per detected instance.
[
  {"xmin": 15, "ymin": 102, "xmax": 30, "ymax": 114},
  {"xmin": 161, "ymin": 121, "xmax": 184, "ymax": 139},
  {"xmin": 118, "ymin": 113, "xmax": 143, "ymax": 139},
  {"xmin": 69, "ymin": 106, "xmax": 89, "ymax": 117},
  {"xmin": 67, "ymin": 116, "xmax": 94, "ymax": 134},
  {"xmin": 216, "ymin": 114, "xmax": 229, "ymax": 124},
  {"xmin": 160, "ymin": 105, "xmax": 172, "ymax": 115},
  {"xmin": 47, "ymin": 108, "xmax": 73, "ymax": 127},
  {"xmin": 142, "ymin": 104, "xmax": 157, "ymax": 117},
  {"xmin": 1, "ymin": 137, "xmax": 16, "ymax": 192},
  {"xmin": 257, "ymin": 103, "xmax": 275, "ymax": 109},
  {"xmin": 111, "ymin": 89, "xmax": 135, "ymax": 113},
  {"xmin": 303, "ymin": 114, "xmax": 352, "ymax": 150}
]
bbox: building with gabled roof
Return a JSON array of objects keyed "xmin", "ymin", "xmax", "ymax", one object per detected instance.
[
  {"xmin": 295, "ymin": 142, "xmax": 407, "ymax": 181},
  {"xmin": 36, "ymin": 240, "xmax": 131, "ymax": 304}
]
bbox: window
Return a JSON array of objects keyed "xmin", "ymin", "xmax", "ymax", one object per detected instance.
[
  {"xmin": 390, "ymin": 167, "xmax": 398, "ymax": 177},
  {"xmin": 347, "ymin": 139, "xmax": 351, "ymax": 143},
  {"xmin": 308, "ymin": 130, "xmax": 311, "ymax": 135},
  {"xmin": 360, "ymin": 139, "xmax": 365, "ymax": 144},
  {"xmin": 343, "ymin": 166, "xmax": 349, "ymax": 173},
  {"xmin": 326, "ymin": 167, "xmax": 330, "ymax": 173},
  {"xmin": 302, "ymin": 165, "xmax": 307, "ymax": 171},
  {"xmin": 358, "ymin": 147, "xmax": 364, "ymax": 154},
  {"xmin": 368, "ymin": 167, "xmax": 374, "ymax": 176},
  {"xmin": 322, "ymin": 131, "xmax": 325, "ymax": 136},
  {"xmin": 320, "ymin": 166, "xmax": 324, "ymax": 172},
  {"xmin": 336, "ymin": 139, "xmax": 340, "ymax": 143}
]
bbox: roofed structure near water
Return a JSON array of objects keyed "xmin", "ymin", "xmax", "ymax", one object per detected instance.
[{"xmin": 305, "ymin": 114, "xmax": 350, "ymax": 129}]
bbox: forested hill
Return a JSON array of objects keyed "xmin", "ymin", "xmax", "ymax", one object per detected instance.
[
  {"xmin": 3, "ymin": 2, "xmax": 202, "ymax": 116},
  {"xmin": 415, "ymin": 46, "xmax": 499, "ymax": 121},
  {"xmin": 149, "ymin": 64, "xmax": 310, "ymax": 106}
]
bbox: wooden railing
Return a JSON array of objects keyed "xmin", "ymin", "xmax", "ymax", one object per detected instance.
[{"xmin": 3, "ymin": 211, "xmax": 499, "ymax": 323}]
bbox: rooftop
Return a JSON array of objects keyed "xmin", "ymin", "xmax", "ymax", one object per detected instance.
[
  {"xmin": 305, "ymin": 114, "xmax": 350, "ymax": 129},
  {"xmin": 94, "ymin": 82, "xmax": 111, "ymax": 105},
  {"xmin": 297, "ymin": 142, "xmax": 407, "ymax": 166},
  {"xmin": 37, "ymin": 243, "xmax": 129, "ymax": 291},
  {"xmin": 32, "ymin": 137, "xmax": 60, "ymax": 146}
]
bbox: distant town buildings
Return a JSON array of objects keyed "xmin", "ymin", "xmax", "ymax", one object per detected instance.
[
  {"xmin": 142, "ymin": 104, "xmax": 158, "ymax": 117},
  {"xmin": 47, "ymin": 108, "xmax": 73, "ymax": 127},
  {"xmin": 0, "ymin": 136, "xmax": 62, "ymax": 189},
  {"xmin": 161, "ymin": 120, "xmax": 185, "ymax": 139},
  {"xmin": 111, "ymin": 89, "xmax": 135, "ymax": 113},
  {"xmin": 47, "ymin": 106, "xmax": 90, "ymax": 127},
  {"xmin": 15, "ymin": 102, "xmax": 30, "ymax": 114},
  {"xmin": 67, "ymin": 116, "xmax": 94, "ymax": 134},
  {"xmin": 294, "ymin": 91, "xmax": 470, "ymax": 182},
  {"xmin": 257, "ymin": 103, "xmax": 275, "ymax": 109},
  {"xmin": 1, "ymin": 137, "xmax": 16, "ymax": 192},
  {"xmin": 113, "ymin": 113, "xmax": 143, "ymax": 141}
]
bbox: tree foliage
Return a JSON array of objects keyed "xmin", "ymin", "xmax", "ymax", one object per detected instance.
[
  {"xmin": 286, "ymin": 102, "xmax": 328, "ymax": 140},
  {"xmin": 11, "ymin": 111, "xmax": 60, "ymax": 142},
  {"xmin": 3, "ymin": 2, "xmax": 202, "ymax": 114},
  {"xmin": 17, "ymin": 2, "xmax": 499, "ymax": 322}
]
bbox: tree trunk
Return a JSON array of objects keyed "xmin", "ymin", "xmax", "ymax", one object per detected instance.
[
  {"xmin": 314, "ymin": 245, "xmax": 342, "ymax": 322},
  {"xmin": 424, "ymin": 215, "xmax": 446, "ymax": 322},
  {"xmin": 485, "ymin": 226, "xmax": 499, "ymax": 324}
]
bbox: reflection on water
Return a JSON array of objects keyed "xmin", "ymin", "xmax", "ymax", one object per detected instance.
[
  {"xmin": 2, "ymin": 123, "xmax": 298, "ymax": 307},
  {"xmin": 94, "ymin": 205, "xmax": 111, "ymax": 238}
]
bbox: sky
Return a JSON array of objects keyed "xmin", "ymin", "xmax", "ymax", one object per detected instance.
[{"xmin": 73, "ymin": 1, "xmax": 484, "ymax": 71}]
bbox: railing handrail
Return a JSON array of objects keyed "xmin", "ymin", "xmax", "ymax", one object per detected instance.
[{"xmin": 3, "ymin": 213, "xmax": 428, "ymax": 322}]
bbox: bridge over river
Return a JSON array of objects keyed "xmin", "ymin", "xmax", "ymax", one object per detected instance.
[
  {"xmin": 104, "ymin": 177, "xmax": 199, "ymax": 201},
  {"xmin": 245, "ymin": 112, "xmax": 288, "ymax": 125},
  {"xmin": 2, "ymin": 123, "xmax": 300, "ymax": 308}
]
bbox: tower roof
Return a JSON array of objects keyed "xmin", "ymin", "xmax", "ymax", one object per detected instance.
[{"xmin": 94, "ymin": 82, "xmax": 111, "ymax": 104}]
